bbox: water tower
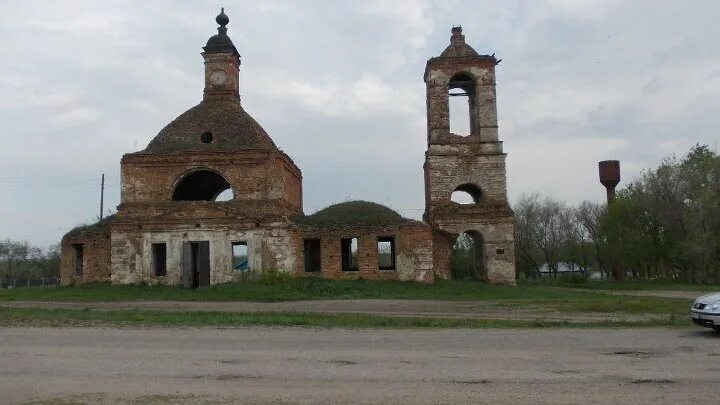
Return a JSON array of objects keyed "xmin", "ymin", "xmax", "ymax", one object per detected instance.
[{"xmin": 598, "ymin": 160, "xmax": 620, "ymax": 204}]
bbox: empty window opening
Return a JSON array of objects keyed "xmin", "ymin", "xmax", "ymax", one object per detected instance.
[
  {"xmin": 304, "ymin": 239, "xmax": 321, "ymax": 273},
  {"xmin": 73, "ymin": 244, "xmax": 84, "ymax": 277},
  {"xmin": 451, "ymin": 184, "xmax": 483, "ymax": 205},
  {"xmin": 451, "ymin": 231, "xmax": 486, "ymax": 281},
  {"xmin": 378, "ymin": 236, "xmax": 396, "ymax": 271},
  {"xmin": 152, "ymin": 243, "xmax": 167, "ymax": 276},
  {"xmin": 200, "ymin": 131, "xmax": 213, "ymax": 143},
  {"xmin": 232, "ymin": 242, "xmax": 248, "ymax": 271},
  {"xmin": 448, "ymin": 73, "xmax": 476, "ymax": 136},
  {"xmin": 341, "ymin": 238, "xmax": 358, "ymax": 271},
  {"xmin": 172, "ymin": 170, "xmax": 232, "ymax": 201}
]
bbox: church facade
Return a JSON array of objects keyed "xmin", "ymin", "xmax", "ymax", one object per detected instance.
[{"xmin": 60, "ymin": 11, "xmax": 515, "ymax": 287}]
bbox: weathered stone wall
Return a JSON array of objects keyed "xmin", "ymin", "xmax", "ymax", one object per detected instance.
[
  {"xmin": 425, "ymin": 153, "xmax": 508, "ymax": 209},
  {"xmin": 60, "ymin": 230, "xmax": 111, "ymax": 285},
  {"xmin": 293, "ymin": 223, "xmax": 434, "ymax": 283}
]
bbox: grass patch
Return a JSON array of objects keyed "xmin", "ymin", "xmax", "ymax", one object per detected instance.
[
  {"xmin": 0, "ymin": 279, "xmax": 697, "ymax": 316},
  {"xmin": 3, "ymin": 279, "xmax": 568, "ymax": 302},
  {"xmin": 0, "ymin": 307, "xmax": 689, "ymax": 329}
]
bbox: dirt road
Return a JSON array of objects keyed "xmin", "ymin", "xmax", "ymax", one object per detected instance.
[{"xmin": 1, "ymin": 327, "xmax": 719, "ymax": 404}]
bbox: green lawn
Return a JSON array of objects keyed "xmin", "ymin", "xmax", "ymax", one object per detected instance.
[
  {"xmin": 0, "ymin": 307, "xmax": 689, "ymax": 329},
  {"xmin": 0, "ymin": 279, "xmax": 701, "ymax": 318},
  {"xmin": 1, "ymin": 279, "xmax": 713, "ymax": 303}
]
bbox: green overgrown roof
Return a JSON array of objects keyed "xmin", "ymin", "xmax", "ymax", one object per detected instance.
[
  {"xmin": 297, "ymin": 201, "xmax": 412, "ymax": 227},
  {"xmin": 65, "ymin": 214, "xmax": 116, "ymax": 237}
]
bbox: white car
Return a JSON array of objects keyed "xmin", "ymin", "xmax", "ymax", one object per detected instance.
[{"xmin": 691, "ymin": 292, "xmax": 720, "ymax": 331}]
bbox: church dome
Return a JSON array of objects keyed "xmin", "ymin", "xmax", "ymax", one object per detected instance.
[
  {"xmin": 297, "ymin": 201, "xmax": 413, "ymax": 226},
  {"xmin": 141, "ymin": 99, "xmax": 278, "ymax": 153}
]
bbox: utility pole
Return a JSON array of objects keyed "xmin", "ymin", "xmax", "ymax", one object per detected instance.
[{"xmin": 100, "ymin": 173, "xmax": 105, "ymax": 220}]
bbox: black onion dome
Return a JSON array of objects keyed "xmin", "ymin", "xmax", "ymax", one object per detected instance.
[
  {"xmin": 215, "ymin": 8, "xmax": 229, "ymax": 26},
  {"xmin": 204, "ymin": 8, "xmax": 238, "ymax": 55},
  {"xmin": 141, "ymin": 100, "xmax": 278, "ymax": 153}
]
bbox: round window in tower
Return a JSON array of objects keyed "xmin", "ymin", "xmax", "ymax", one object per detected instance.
[{"xmin": 200, "ymin": 131, "xmax": 213, "ymax": 144}]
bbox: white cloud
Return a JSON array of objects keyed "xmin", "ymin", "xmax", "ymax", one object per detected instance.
[
  {"xmin": 278, "ymin": 77, "xmax": 421, "ymax": 117},
  {"xmin": 53, "ymin": 107, "xmax": 99, "ymax": 127}
]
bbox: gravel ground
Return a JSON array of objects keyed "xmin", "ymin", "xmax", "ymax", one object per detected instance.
[{"xmin": 2, "ymin": 326, "xmax": 719, "ymax": 404}]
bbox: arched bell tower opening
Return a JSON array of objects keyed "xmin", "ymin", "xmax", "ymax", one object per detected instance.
[
  {"xmin": 451, "ymin": 183, "xmax": 483, "ymax": 205},
  {"xmin": 423, "ymin": 26, "xmax": 516, "ymax": 284},
  {"xmin": 448, "ymin": 73, "xmax": 477, "ymax": 136},
  {"xmin": 172, "ymin": 169, "xmax": 233, "ymax": 201}
]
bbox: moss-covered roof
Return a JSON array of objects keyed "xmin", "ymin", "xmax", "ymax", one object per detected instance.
[
  {"xmin": 138, "ymin": 99, "xmax": 278, "ymax": 154},
  {"xmin": 296, "ymin": 201, "xmax": 413, "ymax": 227},
  {"xmin": 64, "ymin": 214, "xmax": 115, "ymax": 238}
]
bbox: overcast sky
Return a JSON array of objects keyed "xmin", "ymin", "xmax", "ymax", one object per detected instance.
[{"xmin": 1, "ymin": 0, "xmax": 719, "ymax": 248}]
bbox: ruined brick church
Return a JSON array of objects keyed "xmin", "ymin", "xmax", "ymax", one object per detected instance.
[{"xmin": 60, "ymin": 10, "xmax": 515, "ymax": 286}]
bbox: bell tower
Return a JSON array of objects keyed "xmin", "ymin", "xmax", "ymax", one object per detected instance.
[
  {"xmin": 423, "ymin": 26, "xmax": 515, "ymax": 284},
  {"xmin": 202, "ymin": 8, "xmax": 240, "ymax": 101}
]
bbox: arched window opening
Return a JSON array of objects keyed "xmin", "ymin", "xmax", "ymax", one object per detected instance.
[
  {"xmin": 451, "ymin": 183, "xmax": 483, "ymax": 205},
  {"xmin": 172, "ymin": 170, "xmax": 233, "ymax": 201},
  {"xmin": 451, "ymin": 231, "xmax": 486, "ymax": 281},
  {"xmin": 448, "ymin": 73, "xmax": 476, "ymax": 136}
]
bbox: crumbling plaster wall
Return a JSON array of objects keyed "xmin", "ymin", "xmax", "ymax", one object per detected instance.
[
  {"xmin": 110, "ymin": 224, "xmax": 296, "ymax": 285},
  {"xmin": 430, "ymin": 218, "xmax": 515, "ymax": 284},
  {"xmin": 425, "ymin": 153, "xmax": 509, "ymax": 209}
]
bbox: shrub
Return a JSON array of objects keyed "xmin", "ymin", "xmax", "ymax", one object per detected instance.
[{"xmin": 259, "ymin": 268, "xmax": 294, "ymax": 285}]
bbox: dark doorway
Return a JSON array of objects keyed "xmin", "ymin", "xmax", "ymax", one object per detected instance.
[
  {"xmin": 451, "ymin": 231, "xmax": 485, "ymax": 281},
  {"xmin": 182, "ymin": 241, "xmax": 210, "ymax": 288},
  {"xmin": 304, "ymin": 239, "xmax": 321, "ymax": 273}
]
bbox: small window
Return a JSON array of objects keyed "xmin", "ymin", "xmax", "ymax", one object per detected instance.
[
  {"xmin": 232, "ymin": 242, "xmax": 249, "ymax": 271},
  {"xmin": 304, "ymin": 239, "xmax": 321, "ymax": 273},
  {"xmin": 200, "ymin": 131, "xmax": 213, "ymax": 143},
  {"xmin": 378, "ymin": 237, "xmax": 396, "ymax": 271},
  {"xmin": 73, "ymin": 244, "xmax": 84, "ymax": 277},
  {"xmin": 152, "ymin": 243, "xmax": 167, "ymax": 276},
  {"xmin": 341, "ymin": 238, "xmax": 358, "ymax": 271}
]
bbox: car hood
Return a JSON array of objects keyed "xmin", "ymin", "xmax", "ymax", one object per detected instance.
[{"xmin": 695, "ymin": 292, "xmax": 720, "ymax": 304}]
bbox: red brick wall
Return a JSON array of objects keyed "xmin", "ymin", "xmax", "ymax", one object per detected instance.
[
  {"xmin": 60, "ymin": 230, "xmax": 111, "ymax": 285},
  {"xmin": 293, "ymin": 223, "xmax": 434, "ymax": 283}
]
